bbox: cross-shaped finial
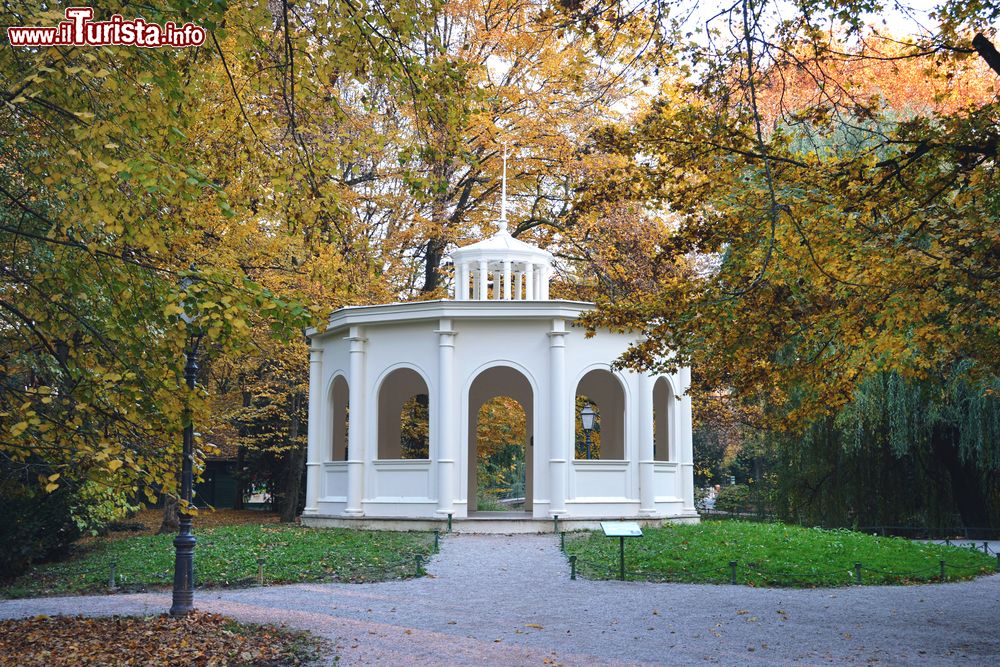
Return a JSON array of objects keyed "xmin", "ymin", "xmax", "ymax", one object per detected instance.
[{"xmin": 500, "ymin": 142, "xmax": 508, "ymax": 231}]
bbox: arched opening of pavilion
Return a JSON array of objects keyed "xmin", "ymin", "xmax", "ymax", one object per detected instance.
[
  {"xmin": 377, "ymin": 368, "xmax": 430, "ymax": 460},
  {"xmin": 467, "ymin": 366, "xmax": 534, "ymax": 513},
  {"xmin": 475, "ymin": 397, "xmax": 527, "ymax": 511},
  {"xmin": 329, "ymin": 375, "xmax": 349, "ymax": 461},
  {"xmin": 574, "ymin": 369, "xmax": 625, "ymax": 460},
  {"xmin": 653, "ymin": 377, "xmax": 674, "ymax": 461}
]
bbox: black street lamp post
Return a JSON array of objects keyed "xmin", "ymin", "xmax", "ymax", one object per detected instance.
[
  {"xmin": 581, "ymin": 402, "xmax": 596, "ymax": 460},
  {"xmin": 170, "ymin": 275, "xmax": 202, "ymax": 617}
]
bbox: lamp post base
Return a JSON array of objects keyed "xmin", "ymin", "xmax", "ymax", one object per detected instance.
[{"xmin": 169, "ymin": 519, "xmax": 196, "ymax": 616}]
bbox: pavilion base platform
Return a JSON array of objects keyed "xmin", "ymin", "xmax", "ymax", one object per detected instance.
[{"xmin": 300, "ymin": 512, "xmax": 701, "ymax": 534}]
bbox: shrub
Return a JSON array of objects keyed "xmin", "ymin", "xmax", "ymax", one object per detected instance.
[
  {"xmin": 0, "ymin": 469, "xmax": 81, "ymax": 580},
  {"xmin": 70, "ymin": 482, "xmax": 140, "ymax": 536},
  {"xmin": 714, "ymin": 483, "xmax": 753, "ymax": 513}
]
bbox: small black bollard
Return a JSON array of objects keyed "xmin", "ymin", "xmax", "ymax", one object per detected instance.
[
  {"xmin": 569, "ymin": 555, "xmax": 577, "ymax": 580},
  {"xmin": 939, "ymin": 560, "xmax": 946, "ymax": 580},
  {"xmin": 983, "ymin": 541, "xmax": 989, "ymax": 554},
  {"xmin": 995, "ymin": 553, "xmax": 999, "ymax": 573},
  {"xmin": 109, "ymin": 561, "xmax": 117, "ymax": 590},
  {"xmin": 618, "ymin": 536, "xmax": 626, "ymax": 581},
  {"xmin": 257, "ymin": 558, "xmax": 265, "ymax": 586},
  {"xmin": 854, "ymin": 562, "xmax": 862, "ymax": 585},
  {"xmin": 415, "ymin": 555, "xmax": 423, "ymax": 577},
  {"xmin": 560, "ymin": 532, "xmax": 565, "ymax": 552},
  {"xmin": 434, "ymin": 531, "xmax": 440, "ymax": 550},
  {"xmin": 553, "ymin": 516, "xmax": 559, "ymax": 534},
  {"xmin": 945, "ymin": 538, "xmax": 951, "ymax": 547},
  {"xmin": 729, "ymin": 561, "xmax": 737, "ymax": 585},
  {"xmin": 447, "ymin": 513, "xmax": 453, "ymax": 533}
]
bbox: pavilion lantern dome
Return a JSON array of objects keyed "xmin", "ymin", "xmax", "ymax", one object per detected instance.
[
  {"xmin": 449, "ymin": 146, "xmax": 554, "ymax": 301},
  {"xmin": 449, "ymin": 226, "xmax": 553, "ymax": 301}
]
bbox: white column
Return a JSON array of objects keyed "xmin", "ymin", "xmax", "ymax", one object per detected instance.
[
  {"xmin": 502, "ymin": 259, "xmax": 512, "ymax": 300},
  {"xmin": 679, "ymin": 366, "xmax": 696, "ymax": 512},
  {"xmin": 513, "ymin": 271, "xmax": 523, "ymax": 300},
  {"xmin": 304, "ymin": 345, "xmax": 323, "ymax": 514},
  {"xmin": 456, "ymin": 263, "xmax": 467, "ymax": 300},
  {"xmin": 345, "ymin": 327, "xmax": 367, "ymax": 516},
  {"xmin": 637, "ymin": 371, "xmax": 656, "ymax": 515},
  {"xmin": 525, "ymin": 263, "xmax": 535, "ymax": 300},
  {"xmin": 493, "ymin": 264, "xmax": 502, "ymax": 300},
  {"xmin": 548, "ymin": 319, "xmax": 568, "ymax": 516},
  {"xmin": 436, "ymin": 319, "xmax": 457, "ymax": 516},
  {"xmin": 539, "ymin": 265, "xmax": 551, "ymax": 300},
  {"xmin": 477, "ymin": 259, "xmax": 488, "ymax": 301}
]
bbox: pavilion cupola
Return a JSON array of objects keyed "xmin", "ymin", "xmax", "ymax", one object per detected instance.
[{"xmin": 449, "ymin": 147, "xmax": 554, "ymax": 301}]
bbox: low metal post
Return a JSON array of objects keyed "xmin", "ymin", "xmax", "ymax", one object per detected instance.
[
  {"xmin": 415, "ymin": 555, "xmax": 423, "ymax": 577},
  {"xmin": 569, "ymin": 555, "xmax": 577, "ymax": 580},
  {"xmin": 109, "ymin": 561, "xmax": 117, "ymax": 590},
  {"xmin": 619, "ymin": 536, "xmax": 626, "ymax": 581},
  {"xmin": 560, "ymin": 532, "xmax": 565, "ymax": 552},
  {"xmin": 939, "ymin": 560, "xmax": 946, "ymax": 580},
  {"xmin": 945, "ymin": 538, "xmax": 951, "ymax": 547},
  {"xmin": 995, "ymin": 553, "xmax": 999, "ymax": 573},
  {"xmin": 854, "ymin": 563, "xmax": 862, "ymax": 585},
  {"xmin": 257, "ymin": 558, "xmax": 265, "ymax": 586},
  {"xmin": 983, "ymin": 541, "xmax": 989, "ymax": 554},
  {"xmin": 553, "ymin": 516, "xmax": 559, "ymax": 534},
  {"xmin": 729, "ymin": 561, "xmax": 737, "ymax": 585},
  {"xmin": 447, "ymin": 513, "xmax": 452, "ymax": 533},
  {"xmin": 434, "ymin": 531, "xmax": 439, "ymax": 551}
]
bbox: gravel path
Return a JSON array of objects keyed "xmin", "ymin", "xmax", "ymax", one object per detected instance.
[{"xmin": 3, "ymin": 534, "xmax": 999, "ymax": 666}]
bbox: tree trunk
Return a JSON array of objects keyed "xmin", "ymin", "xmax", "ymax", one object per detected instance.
[
  {"xmin": 931, "ymin": 426, "xmax": 992, "ymax": 536},
  {"xmin": 422, "ymin": 236, "xmax": 446, "ymax": 292},
  {"xmin": 233, "ymin": 384, "xmax": 252, "ymax": 511},
  {"xmin": 972, "ymin": 33, "xmax": 1000, "ymax": 76},
  {"xmin": 278, "ymin": 391, "xmax": 305, "ymax": 523},
  {"xmin": 158, "ymin": 495, "xmax": 179, "ymax": 534},
  {"xmin": 233, "ymin": 446, "xmax": 246, "ymax": 511},
  {"xmin": 421, "ymin": 153, "xmax": 452, "ymax": 294},
  {"xmin": 279, "ymin": 446, "xmax": 307, "ymax": 523}
]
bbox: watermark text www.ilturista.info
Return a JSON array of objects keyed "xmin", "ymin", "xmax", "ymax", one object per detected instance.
[{"xmin": 7, "ymin": 7, "xmax": 205, "ymax": 48}]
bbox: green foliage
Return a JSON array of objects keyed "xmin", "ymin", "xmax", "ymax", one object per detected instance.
[
  {"xmin": 1, "ymin": 524, "xmax": 435, "ymax": 598},
  {"xmin": 476, "ymin": 396, "xmax": 527, "ymax": 506},
  {"xmin": 564, "ymin": 521, "xmax": 995, "ymax": 586},
  {"xmin": 714, "ymin": 484, "xmax": 753, "ymax": 513},
  {"xmin": 0, "ymin": 467, "xmax": 81, "ymax": 580},
  {"xmin": 475, "ymin": 494, "xmax": 509, "ymax": 512},
  {"xmin": 761, "ymin": 367, "xmax": 1000, "ymax": 530},
  {"xmin": 400, "ymin": 395, "xmax": 430, "ymax": 460},
  {"xmin": 70, "ymin": 483, "xmax": 140, "ymax": 537}
]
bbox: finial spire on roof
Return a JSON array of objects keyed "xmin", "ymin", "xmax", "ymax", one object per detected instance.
[{"xmin": 500, "ymin": 143, "xmax": 508, "ymax": 232}]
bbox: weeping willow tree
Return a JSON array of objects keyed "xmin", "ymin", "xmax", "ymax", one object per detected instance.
[{"xmin": 771, "ymin": 362, "xmax": 1000, "ymax": 532}]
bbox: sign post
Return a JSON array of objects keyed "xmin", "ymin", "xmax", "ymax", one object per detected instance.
[{"xmin": 600, "ymin": 521, "xmax": 643, "ymax": 581}]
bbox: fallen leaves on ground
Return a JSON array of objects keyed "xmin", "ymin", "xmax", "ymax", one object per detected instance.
[{"xmin": 0, "ymin": 612, "xmax": 324, "ymax": 666}]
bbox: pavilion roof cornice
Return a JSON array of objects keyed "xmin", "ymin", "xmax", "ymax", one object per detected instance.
[{"xmin": 306, "ymin": 299, "xmax": 597, "ymax": 340}]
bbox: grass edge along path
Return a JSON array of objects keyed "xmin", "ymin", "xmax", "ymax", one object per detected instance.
[
  {"xmin": 563, "ymin": 521, "xmax": 997, "ymax": 587},
  {"xmin": 0, "ymin": 611, "xmax": 326, "ymax": 666},
  {"xmin": 2, "ymin": 524, "xmax": 437, "ymax": 599}
]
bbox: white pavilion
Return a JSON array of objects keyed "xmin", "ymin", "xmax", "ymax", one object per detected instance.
[{"xmin": 302, "ymin": 182, "xmax": 696, "ymax": 531}]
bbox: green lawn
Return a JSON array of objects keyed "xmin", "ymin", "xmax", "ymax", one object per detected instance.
[
  {"xmin": 564, "ymin": 521, "xmax": 997, "ymax": 586},
  {"xmin": 2, "ymin": 524, "xmax": 436, "ymax": 598}
]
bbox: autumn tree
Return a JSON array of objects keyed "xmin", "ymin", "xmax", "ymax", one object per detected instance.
[
  {"xmin": 560, "ymin": 0, "xmax": 999, "ymax": 527},
  {"xmin": 373, "ymin": 0, "xmax": 658, "ymax": 293}
]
